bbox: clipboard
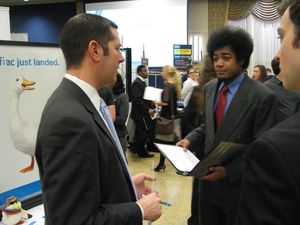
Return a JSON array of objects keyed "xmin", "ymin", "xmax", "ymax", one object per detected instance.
[{"xmin": 155, "ymin": 142, "xmax": 247, "ymax": 176}]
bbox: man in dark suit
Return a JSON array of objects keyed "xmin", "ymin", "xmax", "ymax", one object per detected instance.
[
  {"xmin": 178, "ymin": 26, "xmax": 277, "ymax": 225},
  {"xmin": 236, "ymin": 1, "xmax": 300, "ymax": 224},
  {"xmin": 35, "ymin": 14, "xmax": 161, "ymax": 225},
  {"xmin": 264, "ymin": 57, "xmax": 300, "ymax": 122},
  {"xmin": 130, "ymin": 65, "xmax": 156, "ymax": 158}
]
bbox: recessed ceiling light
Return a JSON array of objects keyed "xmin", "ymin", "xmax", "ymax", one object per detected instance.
[{"xmin": 24, "ymin": 0, "xmax": 29, "ymax": 2}]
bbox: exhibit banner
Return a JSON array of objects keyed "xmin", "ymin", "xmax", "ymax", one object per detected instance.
[
  {"xmin": 173, "ymin": 44, "xmax": 192, "ymax": 70},
  {"xmin": 0, "ymin": 41, "xmax": 65, "ymax": 207}
]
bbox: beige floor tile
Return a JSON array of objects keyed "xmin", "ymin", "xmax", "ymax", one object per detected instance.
[{"xmin": 127, "ymin": 151, "xmax": 193, "ymax": 225}]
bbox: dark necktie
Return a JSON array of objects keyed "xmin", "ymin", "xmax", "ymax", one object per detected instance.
[
  {"xmin": 99, "ymin": 98, "xmax": 137, "ymax": 198},
  {"xmin": 215, "ymin": 84, "xmax": 229, "ymax": 129}
]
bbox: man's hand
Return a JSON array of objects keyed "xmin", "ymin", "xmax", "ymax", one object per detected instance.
[
  {"xmin": 176, "ymin": 139, "xmax": 191, "ymax": 151},
  {"xmin": 199, "ymin": 166, "xmax": 227, "ymax": 181},
  {"xmin": 137, "ymin": 192, "xmax": 162, "ymax": 221},
  {"xmin": 132, "ymin": 173, "xmax": 155, "ymax": 196}
]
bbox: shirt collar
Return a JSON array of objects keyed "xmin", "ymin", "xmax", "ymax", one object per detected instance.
[
  {"xmin": 218, "ymin": 72, "xmax": 245, "ymax": 94},
  {"xmin": 137, "ymin": 75, "xmax": 146, "ymax": 82},
  {"xmin": 64, "ymin": 74, "xmax": 100, "ymax": 111}
]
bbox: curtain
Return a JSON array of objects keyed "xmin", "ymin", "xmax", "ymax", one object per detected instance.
[
  {"xmin": 228, "ymin": 0, "xmax": 257, "ymax": 20},
  {"xmin": 228, "ymin": 14, "xmax": 280, "ymax": 75},
  {"xmin": 208, "ymin": 0, "xmax": 229, "ymax": 34},
  {"xmin": 228, "ymin": 0, "xmax": 281, "ymax": 21},
  {"xmin": 252, "ymin": 0, "xmax": 281, "ymax": 21}
]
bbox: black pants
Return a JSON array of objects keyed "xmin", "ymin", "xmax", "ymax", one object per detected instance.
[
  {"xmin": 132, "ymin": 117, "xmax": 155, "ymax": 156},
  {"xmin": 200, "ymin": 203, "xmax": 237, "ymax": 225},
  {"xmin": 187, "ymin": 178, "xmax": 200, "ymax": 225}
]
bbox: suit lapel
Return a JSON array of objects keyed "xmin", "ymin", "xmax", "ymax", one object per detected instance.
[
  {"xmin": 60, "ymin": 79, "xmax": 133, "ymax": 186},
  {"xmin": 205, "ymin": 80, "xmax": 218, "ymax": 149},
  {"xmin": 61, "ymin": 79, "xmax": 112, "ymax": 138},
  {"xmin": 214, "ymin": 76, "xmax": 252, "ymax": 144}
]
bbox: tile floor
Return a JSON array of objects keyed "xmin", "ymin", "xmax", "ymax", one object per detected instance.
[{"xmin": 127, "ymin": 151, "xmax": 193, "ymax": 225}]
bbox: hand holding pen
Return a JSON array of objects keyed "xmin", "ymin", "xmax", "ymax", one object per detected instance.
[
  {"xmin": 133, "ymin": 173, "xmax": 162, "ymax": 222},
  {"xmin": 137, "ymin": 193, "xmax": 162, "ymax": 221}
]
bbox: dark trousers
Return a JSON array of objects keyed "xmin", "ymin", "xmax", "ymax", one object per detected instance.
[
  {"xmin": 187, "ymin": 179, "xmax": 200, "ymax": 225},
  {"xmin": 200, "ymin": 203, "xmax": 237, "ymax": 225},
  {"xmin": 132, "ymin": 117, "xmax": 155, "ymax": 156}
]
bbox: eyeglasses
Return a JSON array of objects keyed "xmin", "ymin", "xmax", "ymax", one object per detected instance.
[{"xmin": 189, "ymin": 70, "xmax": 199, "ymax": 74}]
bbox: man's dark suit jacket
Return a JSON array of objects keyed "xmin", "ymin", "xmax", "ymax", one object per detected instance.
[
  {"xmin": 237, "ymin": 111, "xmax": 300, "ymax": 225},
  {"xmin": 264, "ymin": 76, "xmax": 300, "ymax": 122},
  {"xmin": 186, "ymin": 75, "xmax": 277, "ymax": 210},
  {"xmin": 35, "ymin": 78, "xmax": 142, "ymax": 225},
  {"xmin": 130, "ymin": 78, "xmax": 154, "ymax": 120}
]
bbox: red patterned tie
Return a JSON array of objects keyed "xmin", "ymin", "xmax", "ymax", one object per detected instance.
[{"xmin": 215, "ymin": 84, "xmax": 229, "ymax": 129}]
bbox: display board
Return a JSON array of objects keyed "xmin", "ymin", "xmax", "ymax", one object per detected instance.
[
  {"xmin": 85, "ymin": 0, "xmax": 187, "ymax": 67},
  {"xmin": 0, "ymin": 41, "xmax": 66, "ymax": 207}
]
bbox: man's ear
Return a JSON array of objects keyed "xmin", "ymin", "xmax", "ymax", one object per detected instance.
[
  {"xmin": 88, "ymin": 40, "xmax": 102, "ymax": 61},
  {"xmin": 239, "ymin": 59, "xmax": 245, "ymax": 66}
]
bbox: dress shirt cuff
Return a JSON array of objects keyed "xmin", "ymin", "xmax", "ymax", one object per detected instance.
[{"xmin": 136, "ymin": 202, "xmax": 144, "ymax": 220}]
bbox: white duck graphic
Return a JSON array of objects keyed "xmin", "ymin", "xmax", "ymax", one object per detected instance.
[
  {"xmin": 9, "ymin": 77, "xmax": 37, "ymax": 173},
  {"xmin": 1, "ymin": 196, "xmax": 30, "ymax": 225}
]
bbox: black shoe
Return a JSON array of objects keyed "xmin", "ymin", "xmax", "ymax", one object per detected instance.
[
  {"xmin": 137, "ymin": 153, "xmax": 155, "ymax": 158},
  {"xmin": 154, "ymin": 164, "xmax": 166, "ymax": 172},
  {"xmin": 127, "ymin": 145, "xmax": 136, "ymax": 153},
  {"xmin": 147, "ymin": 148, "xmax": 159, "ymax": 153},
  {"xmin": 147, "ymin": 144, "xmax": 159, "ymax": 152}
]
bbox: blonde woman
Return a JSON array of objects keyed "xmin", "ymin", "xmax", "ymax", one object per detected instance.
[{"xmin": 154, "ymin": 65, "xmax": 182, "ymax": 172}]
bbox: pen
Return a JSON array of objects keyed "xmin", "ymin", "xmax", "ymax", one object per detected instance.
[{"xmin": 160, "ymin": 200, "xmax": 172, "ymax": 206}]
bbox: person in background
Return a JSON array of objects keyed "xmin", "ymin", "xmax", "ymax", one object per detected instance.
[
  {"xmin": 181, "ymin": 67, "xmax": 199, "ymax": 107},
  {"xmin": 112, "ymin": 73, "xmax": 129, "ymax": 153},
  {"xmin": 252, "ymin": 64, "xmax": 268, "ymax": 83},
  {"xmin": 237, "ymin": 1, "xmax": 300, "ymax": 224},
  {"xmin": 154, "ymin": 65, "xmax": 182, "ymax": 172},
  {"xmin": 130, "ymin": 65, "xmax": 156, "ymax": 158},
  {"xmin": 184, "ymin": 55, "xmax": 217, "ymax": 225},
  {"xmin": 35, "ymin": 13, "xmax": 161, "ymax": 225},
  {"xmin": 181, "ymin": 64, "xmax": 194, "ymax": 85},
  {"xmin": 181, "ymin": 56, "xmax": 216, "ymax": 138},
  {"xmin": 264, "ymin": 56, "xmax": 300, "ymax": 122},
  {"xmin": 266, "ymin": 67, "xmax": 275, "ymax": 80},
  {"xmin": 99, "ymin": 85, "xmax": 116, "ymax": 121},
  {"xmin": 177, "ymin": 26, "xmax": 277, "ymax": 225}
]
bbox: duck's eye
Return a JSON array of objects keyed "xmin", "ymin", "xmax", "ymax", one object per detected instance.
[
  {"xmin": 8, "ymin": 201, "xmax": 17, "ymax": 205},
  {"xmin": 16, "ymin": 78, "xmax": 19, "ymax": 82}
]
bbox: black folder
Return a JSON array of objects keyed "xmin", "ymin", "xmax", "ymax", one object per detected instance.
[{"xmin": 156, "ymin": 141, "xmax": 247, "ymax": 176}]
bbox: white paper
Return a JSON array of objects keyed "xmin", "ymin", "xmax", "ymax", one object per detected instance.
[
  {"xmin": 155, "ymin": 143, "xmax": 200, "ymax": 172},
  {"xmin": 143, "ymin": 86, "xmax": 163, "ymax": 102}
]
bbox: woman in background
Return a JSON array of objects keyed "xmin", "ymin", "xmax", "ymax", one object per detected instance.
[
  {"xmin": 154, "ymin": 65, "xmax": 182, "ymax": 172},
  {"xmin": 252, "ymin": 64, "xmax": 267, "ymax": 83},
  {"xmin": 183, "ymin": 56, "xmax": 217, "ymax": 225},
  {"xmin": 112, "ymin": 73, "xmax": 129, "ymax": 154}
]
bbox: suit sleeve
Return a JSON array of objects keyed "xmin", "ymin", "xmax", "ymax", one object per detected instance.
[
  {"xmin": 252, "ymin": 90, "xmax": 278, "ymax": 138},
  {"xmin": 114, "ymin": 94, "xmax": 129, "ymax": 127},
  {"xmin": 236, "ymin": 139, "xmax": 300, "ymax": 225},
  {"xmin": 226, "ymin": 90, "xmax": 278, "ymax": 184},
  {"xmin": 39, "ymin": 116, "xmax": 142, "ymax": 225},
  {"xmin": 131, "ymin": 82, "xmax": 152, "ymax": 116},
  {"xmin": 185, "ymin": 123, "xmax": 205, "ymax": 149}
]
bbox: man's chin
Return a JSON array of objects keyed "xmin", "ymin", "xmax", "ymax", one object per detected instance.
[{"xmin": 217, "ymin": 75, "xmax": 229, "ymax": 81}]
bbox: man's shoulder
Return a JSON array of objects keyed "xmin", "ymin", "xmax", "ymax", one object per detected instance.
[
  {"xmin": 253, "ymin": 112, "xmax": 300, "ymax": 157},
  {"xmin": 243, "ymin": 77, "xmax": 275, "ymax": 97},
  {"xmin": 132, "ymin": 78, "xmax": 143, "ymax": 87}
]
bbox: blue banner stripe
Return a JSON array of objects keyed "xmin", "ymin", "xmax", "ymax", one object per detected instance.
[{"xmin": 0, "ymin": 180, "xmax": 41, "ymax": 206}]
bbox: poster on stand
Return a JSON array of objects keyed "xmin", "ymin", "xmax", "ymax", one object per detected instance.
[{"xmin": 0, "ymin": 41, "xmax": 65, "ymax": 210}]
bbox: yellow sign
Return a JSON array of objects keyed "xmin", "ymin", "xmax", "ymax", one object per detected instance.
[{"xmin": 174, "ymin": 49, "xmax": 192, "ymax": 55}]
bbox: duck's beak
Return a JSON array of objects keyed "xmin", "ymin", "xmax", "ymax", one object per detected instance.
[
  {"xmin": 12, "ymin": 202, "xmax": 21, "ymax": 210},
  {"xmin": 22, "ymin": 78, "xmax": 35, "ymax": 90}
]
